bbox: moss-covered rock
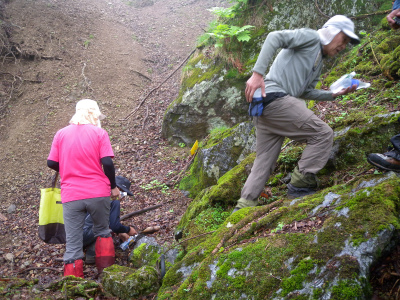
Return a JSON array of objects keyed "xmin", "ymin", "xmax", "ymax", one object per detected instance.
[
  {"xmin": 179, "ymin": 122, "xmax": 255, "ymax": 198},
  {"xmin": 130, "ymin": 239, "xmax": 162, "ymax": 268},
  {"xmin": 158, "ymin": 172, "xmax": 400, "ymax": 299},
  {"xmin": 176, "ymin": 153, "xmax": 255, "ymax": 240},
  {"xmin": 327, "ymin": 111, "xmax": 400, "ymax": 170},
  {"xmin": 102, "ymin": 264, "xmax": 160, "ymax": 299}
]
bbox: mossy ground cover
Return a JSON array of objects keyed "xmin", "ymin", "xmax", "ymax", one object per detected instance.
[{"xmin": 159, "ymin": 173, "xmax": 400, "ymax": 299}]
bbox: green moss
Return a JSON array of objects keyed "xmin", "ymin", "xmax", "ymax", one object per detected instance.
[
  {"xmin": 130, "ymin": 243, "xmax": 161, "ymax": 268},
  {"xmin": 194, "ymin": 205, "xmax": 230, "ymax": 231},
  {"xmin": 103, "ymin": 265, "xmax": 160, "ymax": 299},
  {"xmin": 280, "ymin": 258, "xmax": 317, "ymax": 296},
  {"xmin": 331, "ymin": 279, "xmax": 363, "ymax": 300}
]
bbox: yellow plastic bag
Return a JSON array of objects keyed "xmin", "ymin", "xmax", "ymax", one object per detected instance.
[{"xmin": 38, "ymin": 172, "xmax": 66, "ymax": 244}]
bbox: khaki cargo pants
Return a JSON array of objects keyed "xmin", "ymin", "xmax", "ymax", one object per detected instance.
[{"xmin": 237, "ymin": 95, "xmax": 333, "ymax": 208}]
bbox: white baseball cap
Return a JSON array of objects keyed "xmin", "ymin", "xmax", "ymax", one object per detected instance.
[{"xmin": 321, "ymin": 15, "xmax": 360, "ymax": 45}]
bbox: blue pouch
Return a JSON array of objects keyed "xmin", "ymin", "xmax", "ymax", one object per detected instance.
[{"xmin": 248, "ymin": 99, "xmax": 264, "ymax": 117}]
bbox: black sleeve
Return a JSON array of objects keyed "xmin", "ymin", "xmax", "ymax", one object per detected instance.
[
  {"xmin": 101, "ymin": 156, "xmax": 117, "ymax": 189},
  {"xmin": 109, "ymin": 200, "xmax": 130, "ymax": 234},
  {"xmin": 47, "ymin": 160, "xmax": 59, "ymax": 172}
]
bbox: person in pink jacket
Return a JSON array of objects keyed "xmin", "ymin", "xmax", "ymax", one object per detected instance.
[{"xmin": 47, "ymin": 99, "xmax": 119, "ymax": 277}]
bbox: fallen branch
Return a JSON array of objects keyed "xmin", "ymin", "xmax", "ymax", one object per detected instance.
[
  {"xmin": 132, "ymin": 70, "xmax": 151, "ymax": 82},
  {"xmin": 211, "ymin": 199, "xmax": 283, "ymax": 254},
  {"xmin": 40, "ymin": 56, "xmax": 62, "ymax": 60},
  {"xmin": 121, "ymin": 48, "xmax": 197, "ymax": 121},
  {"xmin": 351, "ymin": 9, "xmax": 392, "ymax": 20},
  {"xmin": 120, "ymin": 203, "xmax": 163, "ymax": 221},
  {"xmin": 163, "ymin": 230, "xmax": 216, "ymax": 254}
]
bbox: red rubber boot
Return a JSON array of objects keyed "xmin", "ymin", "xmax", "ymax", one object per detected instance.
[
  {"xmin": 64, "ymin": 259, "xmax": 84, "ymax": 278},
  {"xmin": 95, "ymin": 236, "xmax": 115, "ymax": 274}
]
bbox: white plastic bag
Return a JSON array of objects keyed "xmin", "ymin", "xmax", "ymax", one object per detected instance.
[{"xmin": 329, "ymin": 72, "xmax": 370, "ymax": 94}]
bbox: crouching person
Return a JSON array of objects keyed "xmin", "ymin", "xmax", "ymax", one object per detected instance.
[
  {"xmin": 47, "ymin": 99, "xmax": 119, "ymax": 277},
  {"xmin": 83, "ymin": 176, "xmax": 137, "ymax": 265}
]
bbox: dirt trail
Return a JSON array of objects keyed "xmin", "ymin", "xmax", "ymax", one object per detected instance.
[{"xmin": 0, "ymin": 0, "xmax": 224, "ymax": 280}]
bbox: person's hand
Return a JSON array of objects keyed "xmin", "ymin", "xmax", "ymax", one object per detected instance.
[
  {"xmin": 128, "ymin": 226, "xmax": 138, "ymax": 235},
  {"xmin": 332, "ymin": 84, "xmax": 358, "ymax": 98},
  {"xmin": 110, "ymin": 187, "xmax": 119, "ymax": 199},
  {"xmin": 245, "ymin": 72, "xmax": 266, "ymax": 102},
  {"xmin": 387, "ymin": 8, "xmax": 400, "ymax": 29},
  {"xmin": 118, "ymin": 233, "xmax": 129, "ymax": 242}
]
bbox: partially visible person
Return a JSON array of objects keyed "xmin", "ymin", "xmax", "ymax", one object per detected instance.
[
  {"xmin": 367, "ymin": 134, "xmax": 400, "ymax": 172},
  {"xmin": 233, "ymin": 15, "xmax": 360, "ymax": 212},
  {"xmin": 367, "ymin": 0, "xmax": 400, "ymax": 170},
  {"xmin": 47, "ymin": 99, "xmax": 119, "ymax": 278},
  {"xmin": 387, "ymin": 0, "xmax": 400, "ymax": 29},
  {"xmin": 83, "ymin": 176, "xmax": 138, "ymax": 264}
]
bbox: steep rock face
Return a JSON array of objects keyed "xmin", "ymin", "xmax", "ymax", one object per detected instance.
[
  {"xmin": 162, "ymin": 0, "xmax": 383, "ymax": 146},
  {"xmin": 158, "ymin": 172, "xmax": 400, "ymax": 300}
]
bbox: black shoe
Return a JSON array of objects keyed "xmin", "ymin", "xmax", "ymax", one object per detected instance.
[
  {"xmin": 367, "ymin": 153, "xmax": 400, "ymax": 172},
  {"xmin": 287, "ymin": 183, "xmax": 317, "ymax": 199}
]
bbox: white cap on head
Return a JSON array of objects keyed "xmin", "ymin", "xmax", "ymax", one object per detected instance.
[
  {"xmin": 69, "ymin": 99, "xmax": 105, "ymax": 128},
  {"xmin": 318, "ymin": 15, "xmax": 360, "ymax": 45}
]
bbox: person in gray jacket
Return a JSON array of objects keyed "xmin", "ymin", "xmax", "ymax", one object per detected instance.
[{"xmin": 234, "ymin": 15, "xmax": 360, "ymax": 211}]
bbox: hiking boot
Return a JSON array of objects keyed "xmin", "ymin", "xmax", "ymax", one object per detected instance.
[
  {"xmin": 95, "ymin": 236, "xmax": 115, "ymax": 274},
  {"xmin": 367, "ymin": 153, "xmax": 400, "ymax": 172},
  {"xmin": 287, "ymin": 183, "xmax": 317, "ymax": 199},
  {"xmin": 231, "ymin": 207, "xmax": 241, "ymax": 214},
  {"xmin": 232, "ymin": 198, "xmax": 257, "ymax": 214},
  {"xmin": 64, "ymin": 259, "xmax": 84, "ymax": 278},
  {"xmin": 85, "ymin": 254, "xmax": 95, "ymax": 265}
]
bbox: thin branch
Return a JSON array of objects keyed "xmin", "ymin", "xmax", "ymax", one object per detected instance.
[
  {"xmin": 163, "ymin": 230, "xmax": 216, "ymax": 254},
  {"xmin": 120, "ymin": 204, "xmax": 163, "ymax": 221},
  {"xmin": 121, "ymin": 48, "xmax": 197, "ymax": 121},
  {"xmin": 350, "ymin": 9, "xmax": 392, "ymax": 20},
  {"xmin": 314, "ymin": 0, "xmax": 330, "ymax": 19}
]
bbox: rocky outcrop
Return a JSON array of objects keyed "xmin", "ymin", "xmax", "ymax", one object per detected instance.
[{"xmin": 158, "ymin": 172, "xmax": 400, "ymax": 299}]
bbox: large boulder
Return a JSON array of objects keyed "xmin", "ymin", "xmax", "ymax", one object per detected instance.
[
  {"xmin": 102, "ymin": 264, "xmax": 160, "ymax": 299},
  {"xmin": 158, "ymin": 172, "xmax": 400, "ymax": 299}
]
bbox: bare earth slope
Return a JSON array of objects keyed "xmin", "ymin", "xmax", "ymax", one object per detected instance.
[{"xmin": 0, "ymin": 0, "xmax": 224, "ymax": 280}]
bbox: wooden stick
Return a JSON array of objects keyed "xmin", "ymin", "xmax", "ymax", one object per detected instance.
[
  {"xmin": 121, "ymin": 48, "xmax": 197, "ymax": 121},
  {"xmin": 120, "ymin": 204, "xmax": 163, "ymax": 221}
]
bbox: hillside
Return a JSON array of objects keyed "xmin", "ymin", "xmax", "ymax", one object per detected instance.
[{"xmin": 0, "ymin": 0, "xmax": 223, "ymax": 283}]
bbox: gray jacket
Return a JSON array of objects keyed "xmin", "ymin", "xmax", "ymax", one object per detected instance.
[{"xmin": 253, "ymin": 28, "xmax": 334, "ymax": 102}]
